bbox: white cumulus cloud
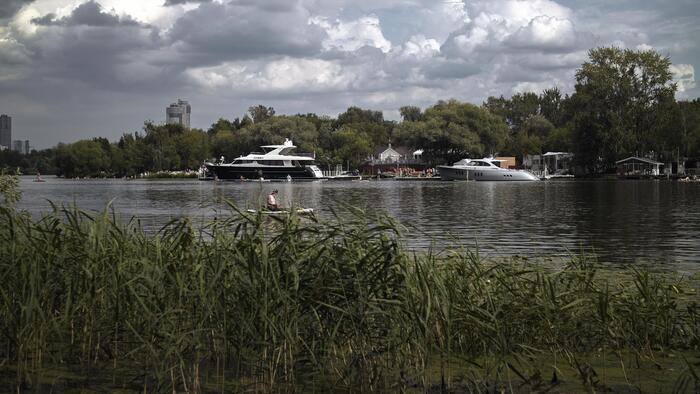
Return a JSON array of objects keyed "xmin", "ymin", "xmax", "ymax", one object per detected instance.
[
  {"xmin": 311, "ymin": 15, "xmax": 392, "ymax": 53},
  {"xmin": 506, "ymin": 15, "xmax": 578, "ymax": 51},
  {"xmin": 186, "ymin": 57, "xmax": 353, "ymax": 93},
  {"xmin": 670, "ymin": 63, "xmax": 696, "ymax": 93}
]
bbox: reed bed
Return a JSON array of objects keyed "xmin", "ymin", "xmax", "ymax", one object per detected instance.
[{"xmin": 0, "ymin": 176, "xmax": 699, "ymax": 392}]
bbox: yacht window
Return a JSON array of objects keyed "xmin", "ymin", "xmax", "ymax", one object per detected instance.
[
  {"xmin": 280, "ymin": 147, "xmax": 295, "ymax": 155},
  {"xmin": 259, "ymin": 160, "xmax": 284, "ymax": 166}
]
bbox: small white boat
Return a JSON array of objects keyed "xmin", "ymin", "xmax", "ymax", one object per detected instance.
[
  {"xmin": 246, "ymin": 208, "xmax": 314, "ymax": 215},
  {"xmin": 438, "ymin": 158, "xmax": 538, "ymax": 181}
]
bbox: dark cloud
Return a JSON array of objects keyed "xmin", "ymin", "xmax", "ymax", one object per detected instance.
[
  {"xmin": 166, "ymin": 1, "xmax": 325, "ymax": 65},
  {"xmin": 422, "ymin": 59, "xmax": 481, "ymax": 80},
  {"xmin": 31, "ymin": 1, "xmax": 142, "ymax": 27},
  {"xmin": 163, "ymin": 0, "xmax": 211, "ymax": 6},
  {"xmin": 18, "ymin": 2, "xmax": 162, "ymax": 94},
  {"xmin": 232, "ymin": 0, "xmax": 300, "ymax": 13},
  {"xmin": 27, "ymin": 26, "xmax": 163, "ymax": 91},
  {"xmin": 0, "ymin": 40, "xmax": 31, "ymax": 65},
  {"xmin": 0, "ymin": 0, "xmax": 33, "ymax": 19}
]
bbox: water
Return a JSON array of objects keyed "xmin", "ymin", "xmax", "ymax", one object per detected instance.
[{"xmin": 17, "ymin": 177, "xmax": 700, "ymax": 269}]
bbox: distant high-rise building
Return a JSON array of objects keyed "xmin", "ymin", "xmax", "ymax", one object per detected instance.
[
  {"xmin": 11, "ymin": 140, "xmax": 29, "ymax": 155},
  {"xmin": 12, "ymin": 140, "xmax": 23, "ymax": 153},
  {"xmin": 166, "ymin": 99, "xmax": 191, "ymax": 128},
  {"xmin": 0, "ymin": 114, "xmax": 11, "ymax": 150}
]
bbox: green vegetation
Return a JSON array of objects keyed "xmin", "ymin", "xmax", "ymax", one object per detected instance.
[
  {"xmin": 396, "ymin": 100, "xmax": 508, "ymax": 165},
  {"xmin": 570, "ymin": 47, "xmax": 679, "ymax": 173},
  {"xmin": 2, "ymin": 46, "xmax": 700, "ymax": 177},
  {"xmin": 1, "ymin": 173, "xmax": 698, "ymax": 392}
]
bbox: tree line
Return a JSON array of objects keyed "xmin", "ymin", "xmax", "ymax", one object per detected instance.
[{"xmin": 2, "ymin": 47, "xmax": 700, "ymax": 177}]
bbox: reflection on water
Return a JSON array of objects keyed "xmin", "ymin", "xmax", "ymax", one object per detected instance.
[{"xmin": 17, "ymin": 177, "xmax": 700, "ymax": 269}]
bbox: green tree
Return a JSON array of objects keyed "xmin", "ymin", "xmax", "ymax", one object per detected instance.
[
  {"xmin": 333, "ymin": 106, "xmax": 393, "ymax": 148},
  {"xmin": 117, "ymin": 133, "xmax": 155, "ymax": 176},
  {"xmin": 545, "ymin": 127, "xmax": 573, "ymax": 153},
  {"xmin": 510, "ymin": 115, "xmax": 555, "ymax": 161},
  {"xmin": 248, "ymin": 105, "xmax": 275, "ymax": 123},
  {"xmin": 539, "ymin": 87, "xmax": 566, "ymax": 127},
  {"xmin": 483, "ymin": 95, "xmax": 510, "ymax": 124},
  {"xmin": 335, "ymin": 106, "xmax": 384, "ymax": 126},
  {"xmin": 397, "ymin": 100, "xmax": 507, "ymax": 164},
  {"xmin": 678, "ymin": 99, "xmax": 700, "ymax": 157},
  {"xmin": 175, "ymin": 129, "xmax": 210, "ymax": 169},
  {"xmin": 54, "ymin": 140, "xmax": 111, "ymax": 178},
  {"xmin": 508, "ymin": 92, "xmax": 541, "ymax": 131},
  {"xmin": 207, "ymin": 118, "xmax": 235, "ymax": 136},
  {"xmin": 329, "ymin": 126, "xmax": 373, "ymax": 169},
  {"xmin": 570, "ymin": 46, "xmax": 676, "ymax": 172},
  {"xmin": 399, "ymin": 106, "xmax": 423, "ymax": 122}
]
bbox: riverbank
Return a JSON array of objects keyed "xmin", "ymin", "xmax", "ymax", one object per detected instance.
[{"xmin": 1, "ymin": 193, "xmax": 698, "ymax": 392}]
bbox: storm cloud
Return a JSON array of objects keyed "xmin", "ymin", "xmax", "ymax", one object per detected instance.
[
  {"xmin": 0, "ymin": 0, "xmax": 698, "ymax": 148},
  {"xmin": 0, "ymin": 0, "xmax": 33, "ymax": 19}
]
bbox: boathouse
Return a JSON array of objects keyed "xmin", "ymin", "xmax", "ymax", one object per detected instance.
[
  {"xmin": 615, "ymin": 156, "xmax": 662, "ymax": 178},
  {"xmin": 543, "ymin": 152, "xmax": 574, "ymax": 174},
  {"xmin": 523, "ymin": 152, "xmax": 574, "ymax": 175}
]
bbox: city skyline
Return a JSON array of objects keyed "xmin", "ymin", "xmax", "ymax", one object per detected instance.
[
  {"xmin": 0, "ymin": 0, "xmax": 698, "ymax": 149},
  {"xmin": 0, "ymin": 114, "xmax": 32, "ymax": 154}
]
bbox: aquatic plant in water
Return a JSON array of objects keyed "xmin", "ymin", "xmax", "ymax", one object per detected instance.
[{"xmin": 0, "ymin": 192, "xmax": 698, "ymax": 392}]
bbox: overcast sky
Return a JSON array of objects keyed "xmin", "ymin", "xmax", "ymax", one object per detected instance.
[{"xmin": 1, "ymin": 0, "xmax": 698, "ymax": 149}]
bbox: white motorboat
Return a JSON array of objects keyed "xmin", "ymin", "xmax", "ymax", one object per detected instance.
[
  {"xmin": 438, "ymin": 158, "xmax": 538, "ymax": 181},
  {"xmin": 205, "ymin": 139, "xmax": 323, "ymax": 180}
]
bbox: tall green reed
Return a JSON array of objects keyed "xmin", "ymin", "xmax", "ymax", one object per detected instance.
[{"xmin": 0, "ymin": 188, "xmax": 698, "ymax": 392}]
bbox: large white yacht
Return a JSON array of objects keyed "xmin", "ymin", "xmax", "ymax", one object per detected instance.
[
  {"xmin": 438, "ymin": 158, "xmax": 538, "ymax": 181},
  {"xmin": 204, "ymin": 139, "xmax": 323, "ymax": 180}
]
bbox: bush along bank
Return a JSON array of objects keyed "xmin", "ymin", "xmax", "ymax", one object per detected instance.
[{"xmin": 0, "ymin": 197, "xmax": 699, "ymax": 392}]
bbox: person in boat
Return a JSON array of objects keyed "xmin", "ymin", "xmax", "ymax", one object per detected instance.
[{"xmin": 267, "ymin": 189, "xmax": 279, "ymax": 211}]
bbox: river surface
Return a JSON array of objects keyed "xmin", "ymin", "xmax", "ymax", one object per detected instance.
[{"xmin": 17, "ymin": 177, "xmax": 700, "ymax": 270}]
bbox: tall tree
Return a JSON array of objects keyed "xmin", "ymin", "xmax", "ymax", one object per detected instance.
[
  {"xmin": 248, "ymin": 105, "xmax": 276, "ymax": 123},
  {"xmin": 539, "ymin": 87, "xmax": 565, "ymax": 127},
  {"xmin": 399, "ymin": 106, "xmax": 423, "ymax": 122},
  {"xmin": 333, "ymin": 106, "xmax": 393, "ymax": 148},
  {"xmin": 397, "ymin": 99, "xmax": 508, "ymax": 164},
  {"xmin": 508, "ymin": 92, "xmax": 541, "ymax": 131},
  {"xmin": 570, "ymin": 46, "xmax": 676, "ymax": 172}
]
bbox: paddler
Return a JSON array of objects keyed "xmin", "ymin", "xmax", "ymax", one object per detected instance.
[{"xmin": 267, "ymin": 189, "xmax": 279, "ymax": 211}]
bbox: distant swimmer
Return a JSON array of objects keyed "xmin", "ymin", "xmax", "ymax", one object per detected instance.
[{"xmin": 267, "ymin": 189, "xmax": 279, "ymax": 211}]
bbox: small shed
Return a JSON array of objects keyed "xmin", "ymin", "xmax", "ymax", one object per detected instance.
[
  {"xmin": 543, "ymin": 152, "xmax": 574, "ymax": 174},
  {"xmin": 616, "ymin": 157, "xmax": 662, "ymax": 177}
]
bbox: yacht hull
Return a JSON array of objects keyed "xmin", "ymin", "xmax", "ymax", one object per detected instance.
[
  {"xmin": 438, "ymin": 165, "xmax": 538, "ymax": 181},
  {"xmin": 205, "ymin": 164, "xmax": 321, "ymax": 180}
]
